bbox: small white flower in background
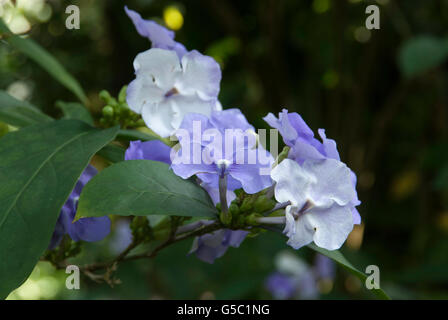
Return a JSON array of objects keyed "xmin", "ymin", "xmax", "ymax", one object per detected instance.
[
  {"xmin": 127, "ymin": 48, "xmax": 222, "ymax": 138},
  {"xmin": 271, "ymin": 158, "xmax": 356, "ymax": 250},
  {"xmin": 0, "ymin": 0, "xmax": 52, "ymax": 34},
  {"xmin": 7, "ymin": 81, "xmax": 32, "ymax": 101}
]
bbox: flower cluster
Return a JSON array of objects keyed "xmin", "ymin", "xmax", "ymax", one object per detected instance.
[
  {"xmin": 122, "ymin": 7, "xmax": 361, "ymax": 263},
  {"xmin": 52, "ymin": 7, "xmax": 360, "ymax": 264}
]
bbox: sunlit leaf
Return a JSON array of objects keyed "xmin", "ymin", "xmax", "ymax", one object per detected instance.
[{"xmin": 0, "ymin": 120, "xmax": 118, "ymax": 299}]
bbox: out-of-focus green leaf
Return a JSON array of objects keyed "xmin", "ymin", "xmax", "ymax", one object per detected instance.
[
  {"xmin": 398, "ymin": 36, "xmax": 448, "ymax": 78},
  {"xmin": 0, "ymin": 90, "xmax": 52, "ymax": 127},
  {"xmin": 76, "ymin": 160, "xmax": 218, "ymax": 220},
  {"xmin": 0, "ymin": 120, "xmax": 118, "ymax": 299},
  {"xmin": 56, "ymin": 101, "xmax": 94, "ymax": 125},
  {"xmin": 307, "ymin": 243, "xmax": 390, "ymax": 300},
  {"xmin": 0, "ymin": 19, "xmax": 88, "ymax": 104}
]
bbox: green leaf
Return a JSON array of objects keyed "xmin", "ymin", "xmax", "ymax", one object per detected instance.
[
  {"xmin": 56, "ymin": 101, "xmax": 94, "ymax": 125},
  {"xmin": 116, "ymin": 129, "xmax": 157, "ymax": 142},
  {"xmin": 77, "ymin": 160, "xmax": 218, "ymax": 220},
  {"xmin": 0, "ymin": 120, "xmax": 119, "ymax": 299},
  {"xmin": 398, "ymin": 35, "xmax": 448, "ymax": 78},
  {"xmin": 0, "ymin": 90, "xmax": 52, "ymax": 127},
  {"xmin": 307, "ymin": 243, "xmax": 390, "ymax": 300},
  {"xmin": 96, "ymin": 144, "xmax": 125, "ymax": 163},
  {"xmin": 0, "ymin": 19, "xmax": 88, "ymax": 104}
]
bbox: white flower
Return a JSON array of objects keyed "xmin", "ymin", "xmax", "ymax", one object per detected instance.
[
  {"xmin": 271, "ymin": 158, "xmax": 356, "ymax": 250},
  {"xmin": 127, "ymin": 48, "xmax": 222, "ymax": 137}
]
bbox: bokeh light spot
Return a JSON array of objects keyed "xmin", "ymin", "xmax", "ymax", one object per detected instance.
[{"xmin": 163, "ymin": 6, "xmax": 184, "ymax": 31}]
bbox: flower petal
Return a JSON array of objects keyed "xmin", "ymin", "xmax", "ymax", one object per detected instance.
[
  {"xmin": 68, "ymin": 216, "xmax": 112, "ymax": 243},
  {"xmin": 141, "ymin": 100, "xmax": 177, "ymax": 138},
  {"xmin": 302, "ymin": 159, "xmax": 356, "ymax": 208},
  {"xmin": 284, "ymin": 206, "xmax": 315, "ymax": 250},
  {"xmin": 125, "ymin": 140, "xmax": 173, "ymax": 164},
  {"xmin": 133, "ymin": 48, "xmax": 181, "ymax": 90},
  {"xmin": 211, "ymin": 108, "xmax": 255, "ymax": 132},
  {"xmin": 271, "ymin": 159, "xmax": 311, "ymax": 207},
  {"xmin": 318, "ymin": 129, "xmax": 340, "ymax": 160},
  {"xmin": 125, "ymin": 6, "xmax": 187, "ymax": 58},
  {"xmin": 178, "ymin": 50, "xmax": 221, "ymax": 100},
  {"xmin": 200, "ymin": 182, "xmax": 236, "ymax": 206},
  {"xmin": 169, "ymin": 95, "xmax": 215, "ymax": 131},
  {"xmin": 305, "ymin": 204, "xmax": 354, "ymax": 250}
]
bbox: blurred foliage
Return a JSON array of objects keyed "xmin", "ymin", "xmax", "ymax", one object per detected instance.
[{"xmin": 3, "ymin": 0, "xmax": 448, "ymax": 299}]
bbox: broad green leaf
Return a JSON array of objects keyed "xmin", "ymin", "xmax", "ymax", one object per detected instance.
[
  {"xmin": 117, "ymin": 129, "xmax": 157, "ymax": 142},
  {"xmin": 398, "ymin": 36, "xmax": 448, "ymax": 78},
  {"xmin": 77, "ymin": 160, "xmax": 218, "ymax": 220},
  {"xmin": 307, "ymin": 243, "xmax": 390, "ymax": 300},
  {"xmin": 56, "ymin": 101, "xmax": 94, "ymax": 125},
  {"xmin": 0, "ymin": 120, "xmax": 119, "ymax": 299},
  {"xmin": 97, "ymin": 143, "xmax": 125, "ymax": 163},
  {"xmin": 0, "ymin": 19, "xmax": 88, "ymax": 104},
  {"xmin": 0, "ymin": 90, "xmax": 52, "ymax": 127}
]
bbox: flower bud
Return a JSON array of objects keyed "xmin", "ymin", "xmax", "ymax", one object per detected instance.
[{"xmin": 102, "ymin": 105, "xmax": 114, "ymax": 117}]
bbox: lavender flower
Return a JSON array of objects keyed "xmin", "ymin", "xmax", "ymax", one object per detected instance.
[
  {"xmin": 271, "ymin": 158, "xmax": 356, "ymax": 250},
  {"xmin": 49, "ymin": 166, "xmax": 111, "ymax": 249},
  {"xmin": 109, "ymin": 219, "xmax": 133, "ymax": 255},
  {"xmin": 265, "ymin": 273, "xmax": 298, "ymax": 299},
  {"xmin": 126, "ymin": 48, "xmax": 222, "ymax": 138},
  {"xmin": 264, "ymin": 109, "xmax": 361, "ymax": 224},
  {"xmin": 189, "ymin": 229, "xmax": 248, "ymax": 264},
  {"xmin": 125, "ymin": 139, "xmax": 172, "ymax": 164},
  {"xmin": 171, "ymin": 111, "xmax": 273, "ymax": 194},
  {"xmin": 265, "ymin": 251, "xmax": 319, "ymax": 299}
]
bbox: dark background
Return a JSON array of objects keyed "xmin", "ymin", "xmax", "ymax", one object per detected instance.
[{"xmin": 2, "ymin": 0, "xmax": 448, "ymax": 299}]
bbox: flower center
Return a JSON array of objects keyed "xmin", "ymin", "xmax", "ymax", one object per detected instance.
[
  {"xmin": 216, "ymin": 159, "xmax": 231, "ymax": 177},
  {"xmin": 292, "ymin": 200, "xmax": 314, "ymax": 220},
  {"xmin": 165, "ymin": 87, "xmax": 179, "ymax": 98}
]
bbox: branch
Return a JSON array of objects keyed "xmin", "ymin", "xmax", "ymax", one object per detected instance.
[{"xmin": 79, "ymin": 222, "xmax": 222, "ymax": 274}]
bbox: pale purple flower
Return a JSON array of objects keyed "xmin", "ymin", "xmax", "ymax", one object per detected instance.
[
  {"xmin": 171, "ymin": 111, "xmax": 273, "ymax": 194},
  {"xmin": 125, "ymin": 6, "xmax": 187, "ymax": 58},
  {"xmin": 126, "ymin": 48, "xmax": 222, "ymax": 138},
  {"xmin": 314, "ymin": 254, "xmax": 335, "ymax": 280},
  {"xmin": 266, "ymin": 251, "xmax": 319, "ymax": 299},
  {"xmin": 125, "ymin": 140, "xmax": 172, "ymax": 164},
  {"xmin": 265, "ymin": 273, "xmax": 297, "ymax": 299},
  {"xmin": 271, "ymin": 159, "xmax": 356, "ymax": 250},
  {"xmin": 189, "ymin": 229, "xmax": 248, "ymax": 264},
  {"xmin": 49, "ymin": 166, "xmax": 111, "ymax": 249},
  {"xmin": 109, "ymin": 219, "xmax": 133, "ymax": 255},
  {"xmin": 264, "ymin": 109, "xmax": 361, "ymax": 224}
]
